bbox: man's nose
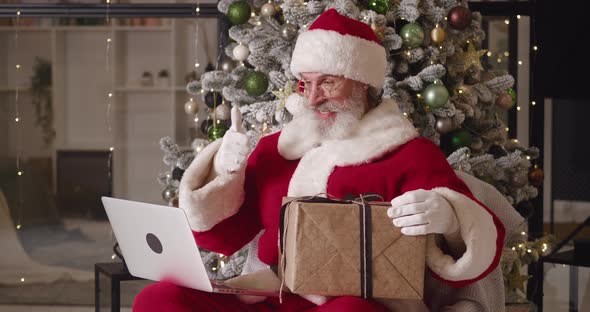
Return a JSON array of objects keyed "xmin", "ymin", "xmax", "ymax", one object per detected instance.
[{"xmin": 306, "ymin": 84, "xmax": 325, "ymax": 107}]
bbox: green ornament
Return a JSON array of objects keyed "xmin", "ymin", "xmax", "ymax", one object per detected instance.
[
  {"xmin": 400, "ymin": 23, "xmax": 424, "ymax": 49},
  {"xmin": 208, "ymin": 122, "xmax": 228, "ymax": 141},
  {"xmin": 450, "ymin": 129, "xmax": 473, "ymax": 151},
  {"xmin": 244, "ymin": 71, "xmax": 269, "ymax": 96},
  {"xmin": 227, "ymin": 1, "xmax": 251, "ymax": 25},
  {"xmin": 367, "ymin": 0, "xmax": 389, "ymax": 15},
  {"xmin": 506, "ymin": 87, "xmax": 516, "ymax": 105},
  {"xmin": 424, "ymin": 80, "xmax": 449, "ymax": 109}
]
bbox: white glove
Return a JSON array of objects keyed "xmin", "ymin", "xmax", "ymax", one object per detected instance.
[
  {"xmin": 387, "ymin": 189, "xmax": 459, "ymax": 236},
  {"xmin": 213, "ymin": 106, "xmax": 250, "ymax": 175}
]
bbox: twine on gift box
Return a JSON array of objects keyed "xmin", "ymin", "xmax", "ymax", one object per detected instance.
[{"xmin": 278, "ymin": 193, "xmax": 384, "ymax": 302}]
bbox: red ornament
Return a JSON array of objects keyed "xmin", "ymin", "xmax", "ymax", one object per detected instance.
[
  {"xmin": 529, "ymin": 167, "xmax": 544, "ymax": 187},
  {"xmin": 448, "ymin": 6, "xmax": 472, "ymax": 30}
]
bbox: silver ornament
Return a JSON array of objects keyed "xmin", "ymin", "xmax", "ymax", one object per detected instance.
[
  {"xmin": 260, "ymin": 3, "xmax": 276, "ymax": 17},
  {"xmin": 221, "ymin": 60, "xmax": 235, "ymax": 72},
  {"xmin": 281, "ymin": 23, "xmax": 298, "ymax": 41},
  {"xmin": 215, "ymin": 103, "xmax": 232, "ymax": 120},
  {"xmin": 232, "ymin": 44, "xmax": 250, "ymax": 62},
  {"xmin": 184, "ymin": 98, "xmax": 199, "ymax": 115},
  {"xmin": 161, "ymin": 186, "xmax": 177, "ymax": 202},
  {"xmin": 435, "ymin": 117, "xmax": 454, "ymax": 134}
]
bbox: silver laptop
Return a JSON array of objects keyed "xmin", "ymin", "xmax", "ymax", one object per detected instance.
[{"xmin": 101, "ymin": 196, "xmax": 277, "ymax": 296}]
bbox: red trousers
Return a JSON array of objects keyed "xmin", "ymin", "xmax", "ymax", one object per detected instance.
[{"xmin": 133, "ymin": 281, "xmax": 389, "ymax": 312}]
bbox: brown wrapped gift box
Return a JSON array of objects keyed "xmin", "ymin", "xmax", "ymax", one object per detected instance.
[{"xmin": 279, "ymin": 198, "xmax": 426, "ymax": 299}]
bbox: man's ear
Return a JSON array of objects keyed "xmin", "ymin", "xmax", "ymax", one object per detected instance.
[{"xmin": 297, "ymin": 80, "xmax": 305, "ymax": 93}]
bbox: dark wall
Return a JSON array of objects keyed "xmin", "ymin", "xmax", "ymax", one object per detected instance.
[
  {"xmin": 552, "ymin": 99, "xmax": 590, "ymax": 201},
  {"xmin": 537, "ymin": 1, "xmax": 590, "ymax": 99}
]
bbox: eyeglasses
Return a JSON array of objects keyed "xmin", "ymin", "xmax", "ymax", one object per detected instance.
[{"xmin": 299, "ymin": 76, "xmax": 345, "ymax": 100}]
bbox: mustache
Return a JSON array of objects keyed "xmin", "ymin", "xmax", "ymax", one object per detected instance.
[{"xmin": 313, "ymin": 101, "xmax": 346, "ymax": 113}]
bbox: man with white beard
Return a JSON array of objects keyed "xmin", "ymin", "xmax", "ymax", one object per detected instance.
[{"xmin": 133, "ymin": 9, "xmax": 506, "ymax": 312}]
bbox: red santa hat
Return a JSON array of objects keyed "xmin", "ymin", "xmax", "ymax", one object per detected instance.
[{"xmin": 290, "ymin": 9, "xmax": 387, "ymax": 90}]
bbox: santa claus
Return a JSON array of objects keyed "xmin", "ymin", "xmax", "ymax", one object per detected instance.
[{"xmin": 133, "ymin": 9, "xmax": 510, "ymax": 311}]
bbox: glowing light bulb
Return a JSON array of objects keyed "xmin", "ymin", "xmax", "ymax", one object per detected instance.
[
  {"xmin": 531, "ymin": 101, "xmax": 536, "ymax": 106},
  {"xmin": 194, "ymin": 63, "xmax": 200, "ymax": 68},
  {"xmin": 109, "ymin": 147, "xmax": 115, "ymax": 151},
  {"xmin": 16, "ymin": 224, "xmax": 21, "ymax": 230},
  {"xmin": 17, "ymin": 171, "xmax": 23, "ymax": 176},
  {"xmin": 15, "ymin": 117, "xmax": 20, "ymax": 122},
  {"xmin": 504, "ymin": 19, "xmax": 509, "ymax": 25},
  {"xmin": 16, "ymin": 64, "xmax": 21, "ymax": 69},
  {"xmin": 20, "ymin": 277, "xmax": 24, "ymax": 282}
]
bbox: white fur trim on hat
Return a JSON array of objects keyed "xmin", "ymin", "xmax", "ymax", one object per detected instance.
[{"xmin": 290, "ymin": 29, "xmax": 387, "ymax": 90}]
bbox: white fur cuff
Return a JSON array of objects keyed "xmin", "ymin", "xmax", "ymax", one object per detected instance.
[
  {"xmin": 426, "ymin": 187, "xmax": 499, "ymax": 282},
  {"xmin": 178, "ymin": 140, "xmax": 246, "ymax": 232}
]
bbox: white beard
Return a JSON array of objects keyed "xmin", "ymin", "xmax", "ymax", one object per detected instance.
[{"xmin": 302, "ymin": 84, "xmax": 366, "ymax": 141}]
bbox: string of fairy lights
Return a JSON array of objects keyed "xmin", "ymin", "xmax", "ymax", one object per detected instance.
[
  {"xmin": 13, "ymin": 11, "xmax": 23, "ymax": 233},
  {"xmin": 104, "ymin": 0, "xmax": 118, "ymax": 262},
  {"xmin": 11, "ymin": 9, "xmax": 26, "ymax": 284}
]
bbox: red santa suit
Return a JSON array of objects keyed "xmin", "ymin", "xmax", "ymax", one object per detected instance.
[{"xmin": 133, "ymin": 98, "xmax": 505, "ymax": 311}]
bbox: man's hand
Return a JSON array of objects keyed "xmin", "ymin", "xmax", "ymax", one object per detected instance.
[
  {"xmin": 387, "ymin": 189, "xmax": 459, "ymax": 236},
  {"xmin": 213, "ymin": 106, "xmax": 250, "ymax": 175}
]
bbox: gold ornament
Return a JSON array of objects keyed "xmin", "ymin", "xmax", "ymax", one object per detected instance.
[
  {"xmin": 271, "ymin": 81, "xmax": 295, "ymax": 110},
  {"xmin": 455, "ymin": 43, "xmax": 487, "ymax": 72},
  {"xmin": 261, "ymin": 122, "xmax": 272, "ymax": 135},
  {"xmin": 495, "ymin": 93, "xmax": 514, "ymax": 110},
  {"xmin": 507, "ymin": 265, "xmax": 529, "ymax": 293},
  {"xmin": 431, "ymin": 25, "xmax": 445, "ymax": 43}
]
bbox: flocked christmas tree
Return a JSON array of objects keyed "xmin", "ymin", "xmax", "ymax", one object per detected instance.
[{"xmin": 158, "ymin": 0, "xmax": 554, "ymax": 298}]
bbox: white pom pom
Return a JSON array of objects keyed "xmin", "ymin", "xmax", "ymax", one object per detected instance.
[{"xmin": 285, "ymin": 93, "xmax": 307, "ymax": 117}]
